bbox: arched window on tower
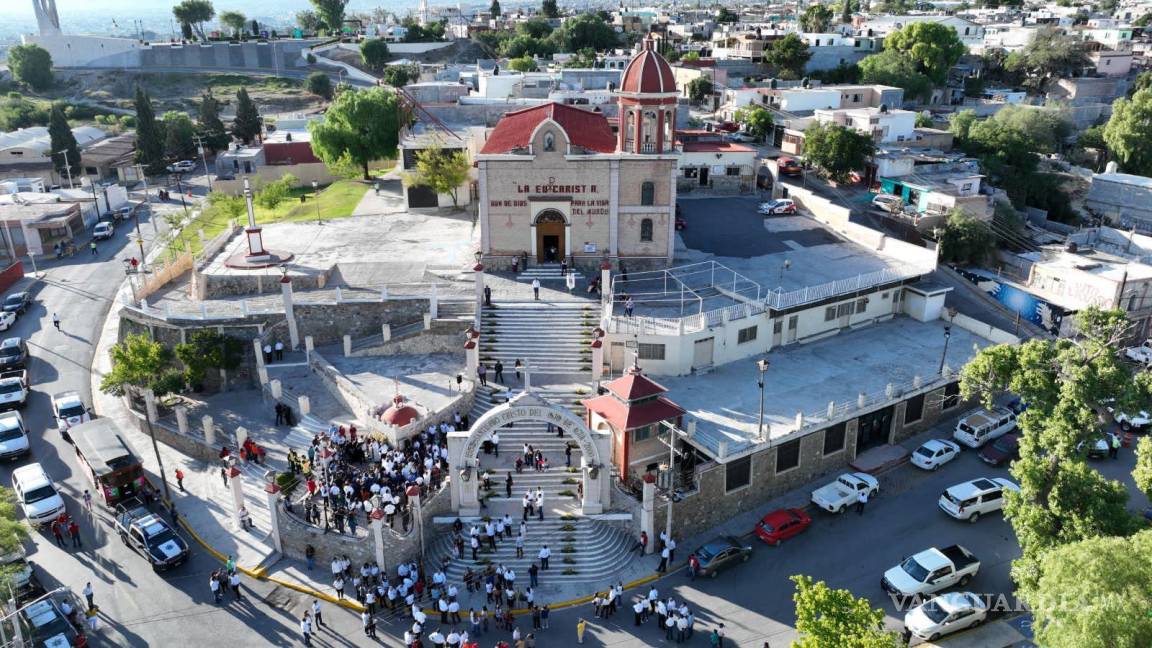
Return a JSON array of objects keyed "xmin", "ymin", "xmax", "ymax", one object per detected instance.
[
  {"xmin": 641, "ymin": 181, "xmax": 655, "ymax": 206},
  {"xmin": 640, "ymin": 218, "xmax": 654, "ymax": 242},
  {"xmin": 543, "ymin": 131, "xmax": 555, "ymax": 152}
]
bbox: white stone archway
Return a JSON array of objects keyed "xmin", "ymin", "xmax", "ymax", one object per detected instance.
[{"xmin": 447, "ymin": 391, "xmax": 611, "ymax": 516}]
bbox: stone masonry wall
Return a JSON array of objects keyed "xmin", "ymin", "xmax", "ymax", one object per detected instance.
[
  {"xmin": 350, "ymin": 319, "xmax": 471, "ymax": 358},
  {"xmin": 295, "ymin": 300, "xmax": 429, "ymax": 347}
]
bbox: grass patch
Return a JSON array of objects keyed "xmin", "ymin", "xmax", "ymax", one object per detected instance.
[
  {"xmin": 165, "ymin": 179, "xmax": 367, "ymax": 258},
  {"xmin": 558, "ymin": 489, "xmax": 576, "ymax": 498},
  {"xmin": 562, "ymin": 557, "xmax": 576, "ymax": 565},
  {"xmin": 562, "ymin": 478, "xmax": 579, "ymax": 485}
]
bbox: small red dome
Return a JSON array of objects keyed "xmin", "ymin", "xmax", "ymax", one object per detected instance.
[
  {"xmin": 382, "ymin": 393, "xmax": 420, "ymax": 427},
  {"xmin": 620, "ymin": 37, "xmax": 677, "ymax": 95}
]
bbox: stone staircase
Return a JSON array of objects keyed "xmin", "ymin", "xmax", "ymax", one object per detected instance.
[
  {"xmin": 436, "ymin": 299, "xmax": 475, "ymax": 322},
  {"xmin": 479, "ymin": 301, "xmax": 596, "ymax": 376},
  {"xmin": 516, "ymin": 263, "xmax": 586, "ymax": 282}
]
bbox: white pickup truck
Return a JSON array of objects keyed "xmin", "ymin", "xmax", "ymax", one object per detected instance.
[
  {"xmin": 881, "ymin": 545, "xmax": 981, "ymax": 598},
  {"xmin": 0, "ymin": 370, "xmax": 27, "ymax": 410},
  {"xmin": 1124, "ymin": 340, "xmax": 1152, "ymax": 364},
  {"xmin": 810, "ymin": 472, "xmax": 879, "ymax": 514}
]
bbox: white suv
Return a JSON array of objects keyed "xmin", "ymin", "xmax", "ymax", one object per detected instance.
[
  {"xmin": 938, "ymin": 477, "xmax": 1019, "ymax": 523},
  {"xmin": 12, "ymin": 463, "xmax": 65, "ymax": 527}
]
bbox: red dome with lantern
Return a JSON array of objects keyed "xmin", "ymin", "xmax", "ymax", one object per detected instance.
[
  {"xmin": 619, "ymin": 36, "xmax": 677, "ymax": 96},
  {"xmin": 381, "ymin": 392, "xmax": 419, "ymax": 427}
]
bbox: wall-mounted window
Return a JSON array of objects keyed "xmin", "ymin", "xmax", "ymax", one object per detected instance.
[
  {"xmin": 737, "ymin": 326, "xmax": 758, "ymax": 344},
  {"xmin": 725, "ymin": 456, "xmax": 751, "ymax": 492},
  {"xmin": 776, "ymin": 439, "xmax": 801, "ymax": 473},
  {"xmin": 638, "ymin": 343, "xmax": 665, "ymax": 360},
  {"xmin": 825, "ymin": 306, "xmax": 838, "ymax": 322},
  {"xmin": 942, "ymin": 383, "xmax": 960, "ymax": 409},
  {"xmin": 905, "ymin": 393, "xmax": 925, "ymax": 424},
  {"xmin": 632, "ymin": 425, "xmax": 652, "ymax": 443},
  {"xmin": 823, "ymin": 423, "xmax": 846, "ymax": 455},
  {"xmin": 640, "ymin": 218, "xmax": 654, "ymax": 242},
  {"xmin": 641, "ymin": 181, "xmax": 655, "ymax": 205}
]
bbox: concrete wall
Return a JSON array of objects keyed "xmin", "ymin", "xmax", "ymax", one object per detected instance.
[
  {"xmin": 295, "ymin": 300, "xmax": 429, "ymax": 347},
  {"xmin": 212, "ymin": 163, "xmax": 335, "ymax": 192},
  {"xmin": 25, "ymin": 34, "xmax": 321, "ymax": 71},
  {"xmin": 349, "ymin": 319, "xmax": 471, "ymax": 357}
]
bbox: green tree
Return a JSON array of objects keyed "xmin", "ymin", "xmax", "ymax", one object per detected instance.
[
  {"xmin": 231, "ymin": 87, "xmax": 262, "ymax": 145},
  {"xmin": 172, "ymin": 0, "xmax": 215, "ymax": 41},
  {"xmin": 948, "ymin": 109, "xmax": 977, "ymax": 143},
  {"xmin": 800, "ymin": 4, "xmax": 834, "ymax": 33},
  {"xmin": 402, "ymin": 143, "xmax": 470, "ymax": 207},
  {"xmin": 686, "ymin": 77, "xmax": 713, "ymax": 104},
  {"xmin": 0, "ymin": 486, "xmax": 29, "ymax": 593},
  {"xmin": 296, "ymin": 9, "xmax": 323, "ymax": 32},
  {"xmin": 311, "ymin": 0, "xmax": 349, "ymax": 34},
  {"xmin": 7, "ymin": 44, "xmax": 53, "ymax": 91},
  {"xmin": 716, "ymin": 7, "xmax": 739, "ymax": 22},
  {"xmin": 381, "ymin": 64, "xmax": 419, "ymax": 87},
  {"xmin": 503, "ymin": 34, "xmax": 554, "ymax": 58},
  {"xmin": 841, "ymin": 0, "xmax": 853, "ymax": 23},
  {"xmin": 1004, "ymin": 26, "xmax": 1087, "ymax": 91},
  {"xmin": 811, "ymin": 62, "xmax": 860, "ymax": 84},
  {"xmin": 681, "ymin": 51, "xmax": 700, "ymax": 63},
  {"xmin": 791, "ymin": 575, "xmax": 900, "ymax": 648},
  {"xmin": 938, "ymin": 207, "xmax": 993, "ymax": 265},
  {"xmin": 1136, "ymin": 436, "xmax": 1152, "ymax": 501},
  {"xmin": 47, "ymin": 104, "xmax": 80, "ymax": 184},
  {"xmin": 1131, "ymin": 70, "xmax": 1152, "ymax": 96},
  {"xmin": 219, "ymin": 10, "xmax": 246, "ymax": 38},
  {"xmin": 197, "ymin": 91, "xmax": 229, "ymax": 152},
  {"xmin": 1135, "ymin": 13, "xmax": 1152, "ymax": 27},
  {"xmin": 733, "ymin": 105, "xmax": 774, "ymax": 141},
  {"xmin": 255, "ymin": 174, "xmax": 297, "ymax": 209},
  {"xmin": 1031, "ymin": 531, "xmax": 1152, "ymax": 648},
  {"xmin": 765, "ymin": 33, "xmax": 812, "ymax": 80},
  {"xmin": 100, "ymin": 334, "xmax": 182, "ymax": 397},
  {"xmin": 989, "ymin": 105, "xmax": 1070, "ymax": 153},
  {"xmin": 360, "ymin": 38, "xmax": 390, "ymax": 74},
  {"xmin": 541, "ymin": 0, "xmax": 559, "ymax": 19},
  {"xmin": 509, "ymin": 56, "xmax": 537, "ymax": 72},
  {"xmin": 162, "ymin": 110, "xmax": 197, "ymax": 161},
  {"xmin": 518, "ymin": 17, "xmax": 553, "ymax": 38},
  {"xmin": 1104, "ymin": 88, "xmax": 1152, "ymax": 177},
  {"xmin": 0, "ymin": 95, "xmax": 50, "ymax": 131},
  {"xmin": 489, "ymin": 0, "xmax": 501, "ymax": 18},
  {"xmin": 306, "ymin": 72, "xmax": 333, "ymax": 100},
  {"xmin": 562, "ymin": 47, "xmax": 598, "ymax": 69},
  {"xmin": 859, "ymin": 49, "xmax": 933, "ymax": 102},
  {"xmin": 309, "ymin": 86, "xmax": 406, "ymax": 180},
  {"xmin": 174, "ymin": 329, "xmax": 244, "ymax": 388},
  {"xmin": 134, "ymin": 87, "xmax": 167, "ymax": 175},
  {"xmin": 883, "ymin": 22, "xmax": 967, "ymax": 84},
  {"xmin": 555, "ymin": 13, "xmax": 616, "ymax": 52},
  {"xmin": 914, "ymin": 112, "xmax": 933, "ymax": 128},
  {"xmin": 802, "ymin": 121, "xmax": 874, "ymax": 183},
  {"xmin": 959, "ymin": 307, "xmax": 1145, "ymax": 599}
]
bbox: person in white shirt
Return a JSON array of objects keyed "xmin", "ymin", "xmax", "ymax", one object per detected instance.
[
  {"xmin": 300, "ymin": 615, "xmax": 313, "ymax": 646},
  {"xmin": 538, "ymin": 545, "xmax": 551, "ymax": 569}
]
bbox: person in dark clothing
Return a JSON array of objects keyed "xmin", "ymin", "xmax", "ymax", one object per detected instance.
[
  {"xmin": 275, "ymin": 403, "xmax": 284, "ymax": 425},
  {"xmin": 484, "ymin": 285, "xmax": 492, "ymax": 307},
  {"xmin": 494, "ymin": 361, "xmax": 505, "ymax": 385},
  {"xmin": 506, "ymin": 472, "xmax": 513, "ymax": 498}
]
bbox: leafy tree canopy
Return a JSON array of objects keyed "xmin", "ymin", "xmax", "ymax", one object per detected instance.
[
  {"xmin": 883, "ymin": 21, "xmax": 967, "ymax": 84},
  {"xmin": 859, "ymin": 49, "xmax": 933, "ymax": 102},
  {"xmin": 306, "ymin": 72, "xmax": 333, "ymax": 100},
  {"xmin": 172, "ymin": 0, "xmax": 215, "ymax": 41},
  {"xmin": 219, "ymin": 10, "xmax": 246, "ymax": 38},
  {"xmin": 733, "ymin": 105, "xmax": 774, "ymax": 141},
  {"xmin": 1104, "ymin": 88, "xmax": 1152, "ymax": 177},
  {"xmin": 402, "ymin": 143, "xmax": 471, "ymax": 207},
  {"xmin": 509, "ymin": 56, "xmax": 537, "ymax": 72},
  {"xmin": 802, "ymin": 121, "xmax": 875, "ymax": 183},
  {"xmin": 791, "ymin": 574, "xmax": 901, "ymax": 648},
  {"xmin": 360, "ymin": 38, "xmax": 390, "ymax": 73},
  {"xmin": 47, "ymin": 104, "xmax": 80, "ymax": 182},
  {"xmin": 308, "ymin": 86, "xmax": 406, "ymax": 180},
  {"xmin": 197, "ymin": 91, "xmax": 229, "ymax": 152},
  {"xmin": 100, "ymin": 334, "xmax": 182, "ymax": 397},
  {"xmin": 231, "ymin": 87, "xmax": 262, "ymax": 145},
  {"xmin": 1005, "ymin": 26, "xmax": 1087, "ymax": 90},
  {"xmin": 7, "ymin": 44, "xmax": 53, "ymax": 91},
  {"xmin": 716, "ymin": 7, "xmax": 739, "ymax": 23},
  {"xmin": 541, "ymin": 0, "xmax": 559, "ymax": 18},
  {"xmin": 766, "ymin": 33, "xmax": 812, "ymax": 80},
  {"xmin": 162, "ymin": 110, "xmax": 197, "ymax": 161},
  {"xmin": 311, "ymin": 0, "xmax": 349, "ymax": 34},
  {"xmin": 800, "ymin": 4, "xmax": 834, "ymax": 33},
  {"xmin": 686, "ymin": 77, "xmax": 713, "ymax": 104},
  {"xmin": 938, "ymin": 207, "xmax": 993, "ymax": 265}
]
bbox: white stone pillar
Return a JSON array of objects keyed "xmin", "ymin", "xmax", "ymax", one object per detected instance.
[
  {"xmin": 423, "ymin": 313, "xmax": 432, "ymax": 329},
  {"xmin": 600, "ymin": 261, "xmax": 612, "ymax": 306},
  {"xmin": 429, "ymin": 283, "xmax": 439, "ymax": 320},
  {"xmin": 202, "ymin": 415, "xmax": 216, "ymax": 446},
  {"xmin": 371, "ymin": 511, "xmax": 386, "ymax": 569},
  {"xmin": 591, "ymin": 340, "xmax": 604, "ymax": 381},
  {"xmin": 264, "ymin": 483, "xmax": 283, "ymax": 553},
  {"xmin": 304, "ymin": 336, "xmax": 314, "ymax": 363},
  {"xmin": 270, "ymin": 379, "xmax": 282, "ymax": 399},
  {"xmin": 143, "ymin": 389, "xmax": 158, "ymax": 423},
  {"xmin": 298, "ymin": 395, "xmax": 311, "ymax": 416},
  {"xmin": 529, "ymin": 223, "xmax": 538, "ymax": 260},
  {"xmin": 229, "ymin": 465, "xmax": 245, "ymax": 530},
  {"xmin": 474, "ymin": 262, "xmax": 485, "ymax": 328},
  {"xmin": 465, "ymin": 340, "xmax": 478, "ymax": 376},
  {"xmin": 343, "ymin": 334, "xmax": 352, "ymax": 357},
  {"xmin": 381, "ymin": 323, "xmax": 392, "ymax": 342},
  {"xmin": 580, "ymin": 460, "xmax": 604, "ymax": 515},
  {"xmin": 257, "ymin": 367, "xmax": 269, "ymax": 386},
  {"xmin": 281, "ymin": 276, "xmax": 300, "ymax": 350},
  {"xmin": 640, "ymin": 479, "xmax": 655, "ymax": 555},
  {"xmin": 458, "ymin": 464, "xmax": 481, "ymax": 517},
  {"xmin": 253, "ymin": 338, "xmax": 265, "ymax": 369},
  {"xmin": 175, "ymin": 406, "xmax": 189, "ymax": 435},
  {"xmin": 523, "ymin": 365, "xmax": 532, "ymax": 393},
  {"xmin": 565, "ymin": 222, "xmax": 572, "ymax": 260}
]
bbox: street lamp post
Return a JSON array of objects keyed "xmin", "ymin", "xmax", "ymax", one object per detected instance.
[
  {"xmin": 173, "ymin": 174, "xmax": 189, "ymax": 219},
  {"xmin": 757, "ymin": 358, "xmax": 770, "ymax": 443},
  {"xmin": 54, "ymin": 150, "xmax": 74, "ymax": 189},
  {"xmin": 938, "ymin": 325, "xmax": 952, "ymax": 375},
  {"xmin": 312, "ymin": 181, "xmax": 321, "ymax": 225}
]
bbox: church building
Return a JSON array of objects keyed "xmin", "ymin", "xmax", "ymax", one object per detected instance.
[{"xmin": 476, "ymin": 38, "xmax": 680, "ymax": 270}]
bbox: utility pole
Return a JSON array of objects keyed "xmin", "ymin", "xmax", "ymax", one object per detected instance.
[
  {"xmin": 192, "ymin": 134, "xmax": 213, "ymax": 192},
  {"xmin": 173, "ymin": 174, "xmax": 190, "ymax": 219},
  {"xmin": 136, "ymin": 164, "xmax": 158, "ymax": 235},
  {"xmin": 54, "ymin": 150, "xmax": 74, "ymax": 189}
]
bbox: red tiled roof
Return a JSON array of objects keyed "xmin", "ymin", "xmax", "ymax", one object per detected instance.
[
  {"xmin": 582, "ymin": 394, "xmax": 686, "ymax": 432},
  {"xmin": 480, "ymin": 103, "xmax": 616, "ymax": 154},
  {"xmin": 681, "ymin": 142, "xmax": 756, "ymax": 153},
  {"xmin": 603, "ymin": 372, "xmax": 670, "ymax": 401},
  {"xmin": 620, "ymin": 39, "xmax": 677, "ymax": 95}
]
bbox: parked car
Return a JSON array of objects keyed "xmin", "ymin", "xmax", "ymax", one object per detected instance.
[
  {"xmin": 978, "ymin": 432, "xmax": 1020, "ymax": 467},
  {"xmin": 115, "ymin": 498, "xmax": 190, "ymax": 571},
  {"xmin": 0, "ymin": 311, "xmax": 14, "ymax": 331},
  {"xmin": 1110, "ymin": 406, "xmax": 1150, "ymax": 432},
  {"xmin": 872, "ymin": 194, "xmax": 905, "ymax": 213},
  {"xmin": 116, "ymin": 204, "xmax": 133, "ymax": 221},
  {"xmin": 881, "ymin": 545, "xmax": 981, "ymax": 598},
  {"xmin": 1124, "ymin": 339, "xmax": 1152, "ymax": 365},
  {"xmin": 0, "ymin": 412, "xmax": 29, "ymax": 461},
  {"xmin": 1078, "ymin": 431, "xmax": 1117, "ymax": 459},
  {"xmin": 93, "ymin": 221, "xmax": 115, "ymax": 241},
  {"xmin": 758, "ymin": 199, "xmax": 797, "ymax": 215},
  {"xmin": 689, "ymin": 536, "xmax": 752, "ymax": 578},
  {"xmin": 11, "ymin": 463, "xmax": 65, "ymax": 527},
  {"xmin": 675, "ymin": 216, "xmax": 687, "ymax": 230},
  {"xmin": 2, "ymin": 293, "xmax": 30, "ymax": 316},
  {"xmin": 0, "ymin": 545, "xmax": 41, "ymax": 603},
  {"xmin": 911, "ymin": 439, "xmax": 961, "ymax": 471},
  {"xmin": 811, "ymin": 472, "xmax": 879, "ymax": 514},
  {"xmin": 904, "ymin": 592, "xmax": 988, "ymax": 642},
  {"xmin": 166, "ymin": 160, "xmax": 196, "ymax": 174},
  {"xmin": 952, "ymin": 407, "xmax": 1016, "ymax": 449},
  {"xmin": 0, "ymin": 337, "xmax": 27, "ymax": 369},
  {"xmin": 777, "ymin": 157, "xmax": 803, "ymax": 177},
  {"xmin": 725, "ymin": 132, "xmax": 756, "ymax": 143},
  {"xmin": 19, "ymin": 598, "xmax": 78, "ymax": 647},
  {"xmin": 51, "ymin": 391, "xmax": 91, "ymax": 438},
  {"xmin": 938, "ymin": 477, "xmax": 1019, "ymax": 522},
  {"xmin": 754, "ymin": 508, "xmax": 812, "ymax": 546},
  {"xmin": 0, "ymin": 369, "xmax": 28, "ymax": 410}
]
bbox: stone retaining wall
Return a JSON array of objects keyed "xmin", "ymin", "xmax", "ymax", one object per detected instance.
[
  {"xmin": 296, "ymin": 300, "xmax": 429, "ymax": 346},
  {"xmin": 350, "ymin": 319, "xmax": 471, "ymax": 357}
]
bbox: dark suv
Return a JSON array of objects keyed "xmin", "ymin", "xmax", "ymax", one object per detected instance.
[
  {"xmin": 2, "ymin": 293, "xmax": 30, "ymax": 316},
  {"xmin": 0, "ymin": 338, "xmax": 27, "ymax": 369}
]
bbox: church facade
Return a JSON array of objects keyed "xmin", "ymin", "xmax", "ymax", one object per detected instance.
[{"xmin": 476, "ymin": 39, "xmax": 681, "ymax": 270}]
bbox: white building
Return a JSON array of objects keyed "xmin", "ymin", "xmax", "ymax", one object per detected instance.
[
  {"xmin": 0, "ymin": 126, "xmax": 107, "ymax": 168},
  {"xmin": 814, "ymin": 106, "xmax": 917, "ymax": 144}
]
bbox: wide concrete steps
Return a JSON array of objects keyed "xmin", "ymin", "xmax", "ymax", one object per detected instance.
[{"xmin": 430, "ymin": 519, "xmax": 634, "ymax": 583}]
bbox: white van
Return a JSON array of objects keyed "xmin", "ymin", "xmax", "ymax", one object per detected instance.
[
  {"xmin": 952, "ymin": 408, "xmax": 1016, "ymax": 449},
  {"xmin": 12, "ymin": 463, "xmax": 65, "ymax": 527},
  {"xmin": 938, "ymin": 477, "xmax": 1019, "ymax": 522},
  {"xmin": 0, "ymin": 411, "xmax": 29, "ymax": 461}
]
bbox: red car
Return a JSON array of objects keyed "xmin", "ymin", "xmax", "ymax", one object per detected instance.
[
  {"xmin": 777, "ymin": 157, "xmax": 803, "ymax": 177},
  {"xmin": 754, "ymin": 508, "xmax": 812, "ymax": 546}
]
